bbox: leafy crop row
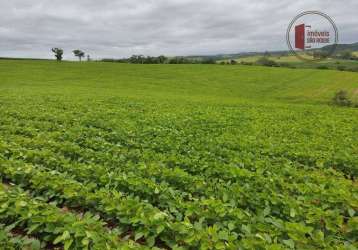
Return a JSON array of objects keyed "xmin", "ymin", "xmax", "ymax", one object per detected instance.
[
  {"xmin": 0, "ymin": 159, "xmax": 243, "ymax": 249},
  {"xmin": 0, "ymin": 223, "xmax": 41, "ymax": 250},
  {"xmin": 0, "ymin": 183, "xmax": 145, "ymax": 250}
]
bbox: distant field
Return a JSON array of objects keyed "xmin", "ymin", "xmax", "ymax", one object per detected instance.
[
  {"xmin": 223, "ymin": 55, "xmax": 306, "ymax": 63},
  {"xmin": 221, "ymin": 54, "xmax": 358, "ymax": 71},
  {"xmin": 0, "ymin": 60, "xmax": 357, "ymax": 249},
  {"xmin": 1, "ymin": 60, "xmax": 358, "ymax": 103}
]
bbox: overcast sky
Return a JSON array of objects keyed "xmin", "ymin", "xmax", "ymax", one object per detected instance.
[{"xmin": 0, "ymin": 0, "xmax": 357, "ymax": 60}]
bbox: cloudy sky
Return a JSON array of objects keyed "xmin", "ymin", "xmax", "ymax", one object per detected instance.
[{"xmin": 0, "ymin": 0, "xmax": 357, "ymax": 60}]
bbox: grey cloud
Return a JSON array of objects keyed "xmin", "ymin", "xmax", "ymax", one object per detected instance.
[{"xmin": 0, "ymin": 0, "xmax": 357, "ymax": 59}]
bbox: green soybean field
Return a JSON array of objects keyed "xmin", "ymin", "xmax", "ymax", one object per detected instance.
[{"xmin": 0, "ymin": 59, "xmax": 357, "ymax": 249}]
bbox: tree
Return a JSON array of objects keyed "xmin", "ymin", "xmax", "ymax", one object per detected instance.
[
  {"xmin": 51, "ymin": 48, "xmax": 63, "ymax": 61},
  {"xmin": 202, "ymin": 58, "xmax": 216, "ymax": 64},
  {"xmin": 129, "ymin": 55, "xmax": 145, "ymax": 64},
  {"xmin": 157, "ymin": 55, "xmax": 167, "ymax": 64},
  {"xmin": 73, "ymin": 50, "xmax": 85, "ymax": 62},
  {"xmin": 332, "ymin": 90, "xmax": 351, "ymax": 106},
  {"xmin": 264, "ymin": 51, "xmax": 271, "ymax": 57},
  {"xmin": 87, "ymin": 55, "xmax": 91, "ymax": 62},
  {"xmin": 256, "ymin": 57, "xmax": 278, "ymax": 67},
  {"xmin": 230, "ymin": 59, "xmax": 237, "ymax": 65},
  {"xmin": 313, "ymin": 51, "xmax": 329, "ymax": 59},
  {"xmin": 341, "ymin": 50, "xmax": 353, "ymax": 60}
]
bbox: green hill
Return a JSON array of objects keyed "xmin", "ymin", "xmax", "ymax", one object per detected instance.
[
  {"xmin": 322, "ymin": 42, "xmax": 358, "ymax": 53},
  {"xmin": 1, "ymin": 59, "xmax": 357, "ymax": 104},
  {"xmin": 190, "ymin": 42, "xmax": 358, "ymax": 62}
]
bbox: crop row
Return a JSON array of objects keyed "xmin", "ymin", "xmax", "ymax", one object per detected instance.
[
  {"xmin": 0, "ymin": 223, "xmax": 42, "ymax": 250},
  {"xmin": 0, "ymin": 183, "xmax": 145, "ymax": 250},
  {"xmin": 0, "ymin": 158, "xmax": 247, "ymax": 249},
  {"xmin": 1, "ymin": 104, "xmax": 357, "ymax": 178}
]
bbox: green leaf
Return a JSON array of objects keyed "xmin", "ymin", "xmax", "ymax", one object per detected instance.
[
  {"xmin": 62, "ymin": 230, "xmax": 71, "ymax": 240},
  {"xmin": 290, "ymin": 208, "xmax": 296, "ymax": 218},
  {"xmin": 228, "ymin": 222, "xmax": 235, "ymax": 231},
  {"xmin": 147, "ymin": 236, "xmax": 156, "ymax": 247},
  {"xmin": 19, "ymin": 201, "xmax": 27, "ymax": 207},
  {"xmin": 53, "ymin": 235, "xmax": 63, "ymax": 245},
  {"xmin": 218, "ymin": 230, "xmax": 229, "ymax": 241},
  {"xmin": 156, "ymin": 225, "xmax": 165, "ymax": 234},
  {"xmin": 31, "ymin": 239, "xmax": 41, "ymax": 250},
  {"xmin": 153, "ymin": 212, "xmax": 166, "ymax": 220},
  {"xmin": 82, "ymin": 238, "xmax": 90, "ymax": 246},
  {"xmin": 28, "ymin": 224, "xmax": 41, "ymax": 234},
  {"xmin": 348, "ymin": 208, "xmax": 355, "ymax": 217},
  {"xmin": 283, "ymin": 239, "xmax": 295, "ymax": 249},
  {"xmin": 134, "ymin": 232, "xmax": 144, "ymax": 241},
  {"xmin": 64, "ymin": 239, "xmax": 74, "ymax": 250},
  {"xmin": 312, "ymin": 230, "xmax": 324, "ymax": 243},
  {"xmin": 264, "ymin": 206, "xmax": 271, "ymax": 217}
]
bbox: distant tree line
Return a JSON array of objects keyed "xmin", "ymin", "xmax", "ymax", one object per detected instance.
[
  {"xmin": 335, "ymin": 50, "xmax": 358, "ymax": 60},
  {"xmin": 310, "ymin": 50, "xmax": 358, "ymax": 60},
  {"xmin": 101, "ymin": 55, "xmax": 216, "ymax": 64}
]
